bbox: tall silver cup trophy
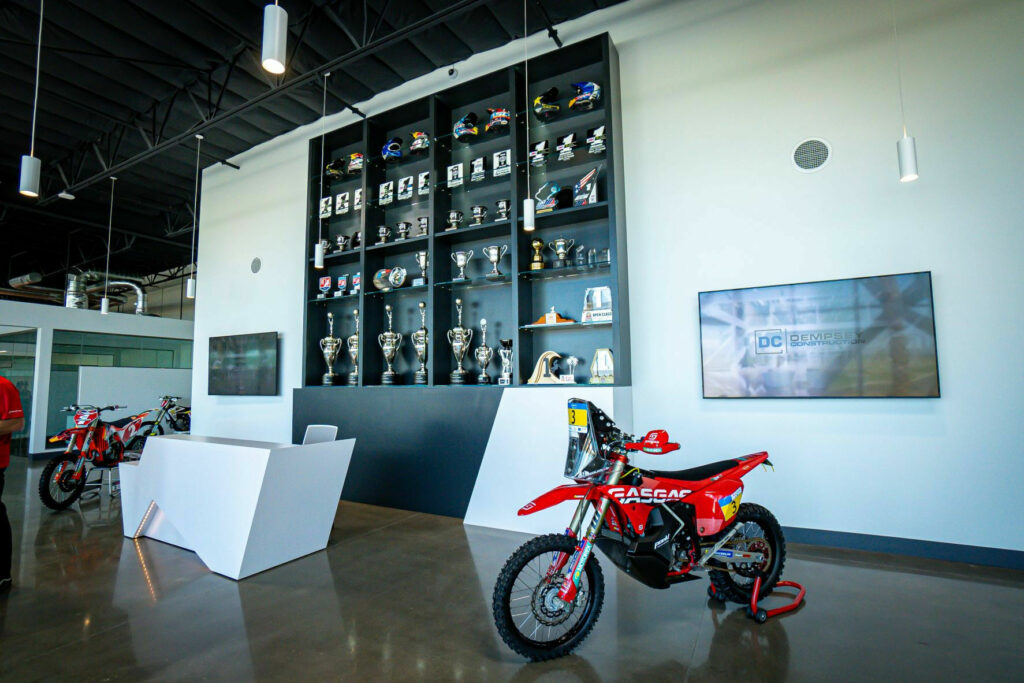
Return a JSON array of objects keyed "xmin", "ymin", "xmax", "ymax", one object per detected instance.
[
  {"xmin": 474, "ymin": 318, "xmax": 494, "ymax": 384},
  {"xmin": 319, "ymin": 312, "xmax": 342, "ymax": 385},
  {"xmin": 447, "ymin": 298, "xmax": 473, "ymax": 384},
  {"xmin": 378, "ymin": 304, "xmax": 403, "ymax": 385},
  {"xmin": 412, "ymin": 301, "xmax": 429, "ymax": 385},
  {"xmin": 498, "ymin": 338, "xmax": 514, "ymax": 385},
  {"xmin": 482, "ymin": 244, "xmax": 508, "ymax": 279},
  {"xmin": 346, "ymin": 309, "xmax": 360, "ymax": 385},
  {"xmin": 451, "ymin": 250, "xmax": 473, "ymax": 281}
]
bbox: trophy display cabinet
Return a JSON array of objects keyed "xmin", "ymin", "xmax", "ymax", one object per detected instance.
[{"xmin": 295, "ymin": 34, "xmax": 632, "ymax": 518}]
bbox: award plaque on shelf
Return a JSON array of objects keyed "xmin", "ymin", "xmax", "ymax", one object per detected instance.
[
  {"xmin": 379, "ymin": 180, "xmax": 395, "ymax": 206},
  {"xmin": 447, "ymin": 162, "xmax": 464, "ymax": 188},
  {"xmin": 556, "ymin": 133, "xmax": 577, "ymax": 162},
  {"xmin": 335, "ymin": 191, "xmax": 350, "ymax": 215},
  {"xmin": 581, "ymin": 286, "xmax": 613, "ymax": 322},
  {"xmin": 470, "ymin": 156, "xmax": 487, "ymax": 183},
  {"xmin": 527, "ymin": 351, "xmax": 562, "ymax": 384},
  {"xmin": 529, "ymin": 140, "xmax": 548, "ymax": 167},
  {"xmin": 352, "ymin": 271, "xmax": 361, "ymax": 293},
  {"xmin": 573, "ymin": 168, "xmax": 599, "ymax": 207},
  {"xmin": 354, "ymin": 188, "xmax": 363, "ymax": 211},
  {"xmin": 335, "ymin": 274, "xmax": 349, "ymax": 297},
  {"xmin": 587, "ymin": 125, "xmax": 606, "ymax": 155},
  {"xmin": 493, "ymin": 149, "xmax": 512, "ymax": 177},
  {"xmin": 418, "ymin": 171, "xmax": 430, "ymax": 196},
  {"xmin": 589, "ymin": 348, "xmax": 614, "ymax": 384},
  {"xmin": 397, "ymin": 176, "xmax": 413, "ymax": 200},
  {"xmin": 319, "ymin": 197, "xmax": 332, "ymax": 219},
  {"xmin": 317, "ymin": 275, "xmax": 332, "ymax": 299}
]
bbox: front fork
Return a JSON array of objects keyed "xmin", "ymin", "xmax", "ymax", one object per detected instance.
[{"xmin": 555, "ymin": 456, "xmax": 627, "ymax": 602}]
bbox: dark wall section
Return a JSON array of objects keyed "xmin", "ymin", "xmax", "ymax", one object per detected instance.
[{"xmin": 293, "ymin": 386, "xmax": 503, "ymax": 518}]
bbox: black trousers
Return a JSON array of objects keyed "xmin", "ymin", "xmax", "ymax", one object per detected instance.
[{"xmin": 0, "ymin": 468, "xmax": 9, "ymax": 578}]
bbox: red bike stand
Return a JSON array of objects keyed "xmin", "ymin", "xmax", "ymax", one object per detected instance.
[{"xmin": 745, "ymin": 575, "xmax": 806, "ymax": 623}]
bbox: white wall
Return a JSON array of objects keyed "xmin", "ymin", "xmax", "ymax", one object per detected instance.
[
  {"xmin": 192, "ymin": 0, "xmax": 1024, "ymax": 551},
  {"xmin": 77, "ymin": 367, "xmax": 191, "ymax": 426}
]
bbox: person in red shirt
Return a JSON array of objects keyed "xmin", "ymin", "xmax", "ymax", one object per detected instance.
[{"xmin": 0, "ymin": 374, "xmax": 25, "ymax": 594}]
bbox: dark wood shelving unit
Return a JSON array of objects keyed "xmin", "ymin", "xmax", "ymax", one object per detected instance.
[{"xmin": 302, "ymin": 33, "xmax": 629, "ymax": 389}]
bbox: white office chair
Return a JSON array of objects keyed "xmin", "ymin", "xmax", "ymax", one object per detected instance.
[{"xmin": 302, "ymin": 424, "xmax": 338, "ymax": 445}]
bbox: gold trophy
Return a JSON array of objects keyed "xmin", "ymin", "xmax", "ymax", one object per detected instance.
[
  {"xmin": 412, "ymin": 302, "xmax": 429, "ymax": 385},
  {"xmin": 378, "ymin": 304, "xmax": 403, "ymax": 385},
  {"xmin": 346, "ymin": 309, "xmax": 360, "ymax": 386},
  {"xmin": 530, "ymin": 238, "xmax": 547, "ymax": 271}
]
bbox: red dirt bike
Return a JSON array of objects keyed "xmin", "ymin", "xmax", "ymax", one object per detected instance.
[
  {"xmin": 492, "ymin": 398, "xmax": 787, "ymax": 660},
  {"xmin": 40, "ymin": 404, "xmax": 150, "ymax": 511}
]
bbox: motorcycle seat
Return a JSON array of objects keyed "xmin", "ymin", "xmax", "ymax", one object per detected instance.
[
  {"xmin": 646, "ymin": 459, "xmax": 739, "ymax": 483},
  {"xmin": 108, "ymin": 417, "xmax": 134, "ymax": 428}
]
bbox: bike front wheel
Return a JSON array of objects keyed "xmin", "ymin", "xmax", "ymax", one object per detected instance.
[
  {"xmin": 492, "ymin": 533, "xmax": 604, "ymax": 661},
  {"xmin": 38, "ymin": 454, "xmax": 87, "ymax": 511}
]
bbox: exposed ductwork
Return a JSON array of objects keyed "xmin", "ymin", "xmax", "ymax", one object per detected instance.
[
  {"xmin": 79, "ymin": 271, "xmax": 148, "ymax": 315},
  {"xmin": 6, "ymin": 272, "xmax": 65, "ymax": 304},
  {"xmin": 3, "ymin": 271, "xmax": 146, "ymax": 314}
]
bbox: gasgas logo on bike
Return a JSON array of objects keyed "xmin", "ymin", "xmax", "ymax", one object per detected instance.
[{"xmin": 606, "ymin": 486, "xmax": 690, "ymax": 505}]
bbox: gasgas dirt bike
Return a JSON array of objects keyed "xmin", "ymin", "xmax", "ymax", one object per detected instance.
[
  {"xmin": 40, "ymin": 404, "xmax": 150, "ymax": 511},
  {"xmin": 492, "ymin": 398, "xmax": 787, "ymax": 661}
]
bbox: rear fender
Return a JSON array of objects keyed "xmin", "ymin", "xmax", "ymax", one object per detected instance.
[{"xmin": 518, "ymin": 484, "xmax": 593, "ymax": 516}]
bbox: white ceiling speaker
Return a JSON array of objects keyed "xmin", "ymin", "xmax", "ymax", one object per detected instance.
[{"xmin": 792, "ymin": 138, "xmax": 831, "ymax": 173}]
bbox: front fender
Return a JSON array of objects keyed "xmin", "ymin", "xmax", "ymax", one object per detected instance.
[{"xmin": 518, "ymin": 484, "xmax": 593, "ymax": 516}]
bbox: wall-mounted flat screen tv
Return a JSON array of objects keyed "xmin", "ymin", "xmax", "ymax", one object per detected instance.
[
  {"xmin": 208, "ymin": 332, "xmax": 279, "ymax": 396},
  {"xmin": 699, "ymin": 272, "xmax": 939, "ymax": 398}
]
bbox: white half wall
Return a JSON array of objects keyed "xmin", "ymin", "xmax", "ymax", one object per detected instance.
[
  {"xmin": 191, "ymin": 0, "xmax": 1024, "ymax": 551},
  {"xmin": 77, "ymin": 367, "xmax": 192, "ymax": 425}
]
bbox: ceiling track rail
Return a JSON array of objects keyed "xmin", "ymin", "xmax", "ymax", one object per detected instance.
[{"xmin": 40, "ymin": 0, "xmax": 494, "ymax": 205}]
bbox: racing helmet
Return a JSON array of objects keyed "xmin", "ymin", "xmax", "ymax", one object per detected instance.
[
  {"xmin": 485, "ymin": 107, "xmax": 511, "ymax": 133},
  {"xmin": 453, "ymin": 112, "xmax": 479, "ymax": 142},
  {"xmin": 568, "ymin": 82, "xmax": 601, "ymax": 111},
  {"xmin": 533, "ymin": 87, "xmax": 560, "ymax": 121},
  {"xmin": 410, "ymin": 131, "xmax": 430, "ymax": 154},
  {"xmin": 381, "ymin": 136, "xmax": 403, "ymax": 162}
]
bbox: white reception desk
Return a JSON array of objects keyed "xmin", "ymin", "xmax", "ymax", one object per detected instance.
[{"xmin": 119, "ymin": 434, "xmax": 354, "ymax": 580}]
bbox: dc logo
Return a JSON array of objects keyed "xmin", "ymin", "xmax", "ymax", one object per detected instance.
[{"xmin": 754, "ymin": 329, "xmax": 785, "ymax": 354}]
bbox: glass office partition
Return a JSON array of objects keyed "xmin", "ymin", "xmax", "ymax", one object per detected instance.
[
  {"xmin": 0, "ymin": 326, "xmax": 36, "ymax": 457},
  {"xmin": 47, "ymin": 331, "xmax": 193, "ymax": 435}
]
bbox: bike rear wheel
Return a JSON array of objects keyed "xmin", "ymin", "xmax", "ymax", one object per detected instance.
[
  {"xmin": 492, "ymin": 533, "xmax": 604, "ymax": 661},
  {"xmin": 38, "ymin": 454, "xmax": 87, "ymax": 511},
  {"xmin": 708, "ymin": 503, "xmax": 786, "ymax": 603}
]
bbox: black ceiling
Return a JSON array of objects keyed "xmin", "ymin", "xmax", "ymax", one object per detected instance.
[{"xmin": 0, "ymin": 0, "xmax": 625, "ymax": 291}]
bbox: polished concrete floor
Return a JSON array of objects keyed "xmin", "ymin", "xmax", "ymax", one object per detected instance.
[{"xmin": 1, "ymin": 456, "xmax": 1022, "ymax": 682}]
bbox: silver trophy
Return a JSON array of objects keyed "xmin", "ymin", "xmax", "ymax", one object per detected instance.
[
  {"xmin": 496, "ymin": 198, "xmax": 511, "ymax": 220},
  {"xmin": 319, "ymin": 312, "xmax": 342, "ymax": 385},
  {"xmin": 548, "ymin": 237, "xmax": 575, "ymax": 268},
  {"xmin": 413, "ymin": 250, "xmax": 429, "ymax": 286},
  {"xmin": 417, "ymin": 216, "xmax": 430, "ymax": 236},
  {"xmin": 451, "ymin": 250, "xmax": 474, "ymax": 281},
  {"xmin": 377, "ymin": 225, "xmax": 391, "ymax": 244},
  {"xmin": 482, "ymin": 245, "xmax": 509, "ymax": 279},
  {"xmin": 446, "ymin": 209, "xmax": 463, "ymax": 231},
  {"xmin": 396, "ymin": 221, "xmax": 411, "ymax": 241},
  {"xmin": 562, "ymin": 356, "xmax": 579, "ymax": 384},
  {"xmin": 471, "ymin": 205, "xmax": 488, "ymax": 225},
  {"xmin": 378, "ymin": 304, "xmax": 403, "ymax": 385},
  {"xmin": 412, "ymin": 302, "xmax": 429, "ymax": 385},
  {"xmin": 335, "ymin": 234, "xmax": 351, "ymax": 252},
  {"xmin": 498, "ymin": 338, "xmax": 514, "ymax": 386},
  {"xmin": 347, "ymin": 309, "xmax": 360, "ymax": 386},
  {"xmin": 447, "ymin": 298, "xmax": 473, "ymax": 384},
  {"xmin": 474, "ymin": 318, "xmax": 494, "ymax": 384}
]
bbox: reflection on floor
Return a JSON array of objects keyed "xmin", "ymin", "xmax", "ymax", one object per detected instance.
[{"xmin": 1, "ymin": 456, "xmax": 1023, "ymax": 680}]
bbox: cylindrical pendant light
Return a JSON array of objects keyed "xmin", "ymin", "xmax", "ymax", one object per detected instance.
[
  {"xmin": 521, "ymin": 0, "xmax": 536, "ymax": 232},
  {"xmin": 19, "ymin": 155, "xmax": 41, "ymax": 197},
  {"xmin": 314, "ymin": 72, "xmax": 330, "ymax": 269},
  {"xmin": 186, "ymin": 135, "xmax": 203, "ymax": 299},
  {"xmin": 101, "ymin": 176, "xmax": 117, "ymax": 315},
  {"xmin": 897, "ymin": 135, "xmax": 918, "ymax": 182},
  {"xmin": 891, "ymin": 0, "xmax": 918, "ymax": 183},
  {"xmin": 523, "ymin": 198, "xmax": 536, "ymax": 232},
  {"xmin": 262, "ymin": 2, "xmax": 288, "ymax": 75},
  {"xmin": 19, "ymin": 0, "xmax": 45, "ymax": 197}
]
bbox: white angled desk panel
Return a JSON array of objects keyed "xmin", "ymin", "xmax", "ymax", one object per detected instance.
[{"xmin": 119, "ymin": 434, "xmax": 355, "ymax": 580}]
